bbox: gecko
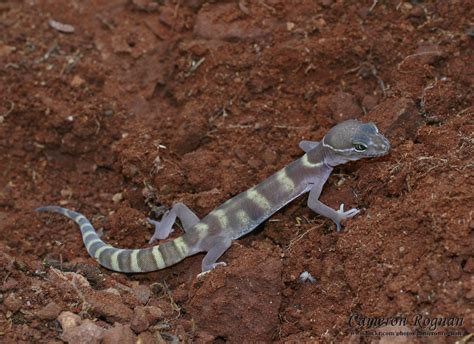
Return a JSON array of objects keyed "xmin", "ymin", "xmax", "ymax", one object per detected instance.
[{"xmin": 37, "ymin": 120, "xmax": 390, "ymax": 274}]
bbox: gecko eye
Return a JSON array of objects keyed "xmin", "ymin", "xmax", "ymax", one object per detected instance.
[{"xmin": 353, "ymin": 143, "xmax": 367, "ymax": 152}]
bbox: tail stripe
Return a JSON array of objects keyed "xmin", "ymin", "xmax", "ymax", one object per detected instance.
[
  {"xmin": 97, "ymin": 247, "xmax": 114, "ymax": 267},
  {"xmin": 158, "ymin": 242, "xmax": 176, "ymax": 266},
  {"xmin": 152, "ymin": 246, "xmax": 166, "ymax": 269},
  {"xmin": 94, "ymin": 245, "xmax": 112, "ymax": 258},
  {"xmin": 173, "ymin": 237, "xmax": 188, "ymax": 257},
  {"xmin": 80, "ymin": 223, "xmax": 94, "ymax": 232},
  {"xmin": 117, "ymin": 250, "xmax": 132, "ymax": 271},
  {"xmin": 130, "ymin": 249, "xmax": 141, "ymax": 272},
  {"xmin": 86, "ymin": 238, "xmax": 102, "ymax": 252},
  {"xmin": 75, "ymin": 215, "xmax": 88, "ymax": 225},
  {"xmin": 110, "ymin": 249, "xmax": 124, "ymax": 271},
  {"xmin": 89, "ymin": 241, "xmax": 106, "ymax": 257},
  {"xmin": 137, "ymin": 248, "xmax": 158, "ymax": 271},
  {"xmin": 82, "ymin": 231, "xmax": 96, "ymax": 241}
]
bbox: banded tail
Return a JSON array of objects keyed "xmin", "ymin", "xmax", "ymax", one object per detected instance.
[{"xmin": 36, "ymin": 206, "xmax": 193, "ymax": 273}]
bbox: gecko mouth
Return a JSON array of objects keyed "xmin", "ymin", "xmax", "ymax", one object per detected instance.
[{"xmin": 373, "ymin": 136, "xmax": 390, "ymax": 156}]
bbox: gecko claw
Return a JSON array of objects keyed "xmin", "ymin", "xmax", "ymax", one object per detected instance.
[
  {"xmin": 196, "ymin": 262, "xmax": 227, "ymax": 278},
  {"xmin": 334, "ymin": 204, "xmax": 361, "ymax": 231}
]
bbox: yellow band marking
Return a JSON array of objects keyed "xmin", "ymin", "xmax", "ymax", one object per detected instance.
[
  {"xmin": 74, "ymin": 214, "xmax": 86, "ymax": 222},
  {"xmin": 94, "ymin": 245, "xmax": 111, "ymax": 259},
  {"xmin": 86, "ymin": 238, "xmax": 101, "ymax": 252},
  {"xmin": 246, "ymin": 188, "xmax": 271, "ymax": 210},
  {"xmin": 276, "ymin": 169, "xmax": 295, "ymax": 193},
  {"xmin": 152, "ymin": 246, "xmax": 165, "ymax": 269},
  {"xmin": 212, "ymin": 209, "xmax": 229, "ymax": 228},
  {"xmin": 82, "ymin": 231, "xmax": 96, "ymax": 241},
  {"xmin": 173, "ymin": 237, "xmax": 188, "ymax": 258},
  {"xmin": 130, "ymin": 249, "xmax": 141, "ymax": 272},
  {"xmin": 194, "ymin": 223, "xmax": 209, "ymax": 240},
  {"xmin": 110, "ymin": 249, "xmax": 124, "ymax": 271}
]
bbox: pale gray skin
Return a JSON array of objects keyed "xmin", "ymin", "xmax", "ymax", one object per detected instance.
[{"xmin": 38, "ymin": 120, "xmax": 390, "ymax": 274}]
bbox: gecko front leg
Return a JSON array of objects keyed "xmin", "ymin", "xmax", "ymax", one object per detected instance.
[
  {"xmin": 307, "ymin": 182, "xmax": 360, "ymax": 231},
  {"xmin": 148, "ymin": 202, "xmax": 200, "ymax": 243}
]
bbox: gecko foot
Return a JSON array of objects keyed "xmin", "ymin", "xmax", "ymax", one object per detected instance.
[
  {"xmin": 147, "ymin": 217, "xmax": 175, "ymax": 243},
  {"xmin": 334, "ymin": 203, "xmax": 360, "ymax": 232},
  {"xmin": 196, "ymin": 262, "xmax": 227, "ymax": 278}
]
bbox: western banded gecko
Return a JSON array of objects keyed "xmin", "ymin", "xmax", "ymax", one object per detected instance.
[{"xmin": 37, "ymin": 120, "xmax": 390, "ymax": 274}]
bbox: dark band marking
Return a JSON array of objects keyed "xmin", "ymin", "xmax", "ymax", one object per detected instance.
[
  {"xmin": 159, "ymin": 242, "xmax": 181, "ymax": 267},
  {"xmin": 97, "ymin": 247, "xmax": 114, "ymax": 269},
  {"xmin": 117, "ymin": 250, "xmax": 131, "ymax": 272},
  {"xmin": 88, "ymin": 240, "xmax": 105, "ymax": 257},
  {"xmin": 137, "ymin": 248, "xmax": 158, "ymax": 272}
]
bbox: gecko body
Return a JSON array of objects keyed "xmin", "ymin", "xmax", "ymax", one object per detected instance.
[{"xmin": 37, "ymin": 120, "xmax": 390, "ymax": 273}]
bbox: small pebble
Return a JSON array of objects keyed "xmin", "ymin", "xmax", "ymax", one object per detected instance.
[
  {"xmin": 57, "ymin": 311, "xmax": 82, "ymax": 330},
  {"xmin": 4, "ymin": 293, "xmax": 22, "ymax": 312},
  {"xmin": 48, "ymin": 19, "xmax": 75, "ymax": 33},
  {"xmin": 36, "ymin": 301, "xmax": 62, "ymax": 320}
]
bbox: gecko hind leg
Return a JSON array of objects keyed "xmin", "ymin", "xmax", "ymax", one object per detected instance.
[
  {"xmin": 148, "ymin": 202, "xmax": 200, "ymax": 243},
  {"xmin": 198, "ymin": 237, "xmax": 232, "ymax": 275}
]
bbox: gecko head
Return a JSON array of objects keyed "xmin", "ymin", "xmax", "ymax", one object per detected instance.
[{"xmin": 322, "ymin": 120, "xmax": 390, "ymax": 166}]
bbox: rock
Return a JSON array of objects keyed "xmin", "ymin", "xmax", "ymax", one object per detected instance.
[
  {"xmin": 328, "ymin": 91, "xmax": 363, "ymax": 121},
  {"xmin": 365, "ymin": 97, "xmax": 422, "ymax": 145},
  {"xmin": 409, "ymin": 6, "xmax": 425, "ymax": 18},
  {"xmin": 248, "ymin": 157, "xmax": 262, "ymax": 169},
  {"xmin": 321, "ymin": 0, "xmax": 333, "ymax": 7},
  {"xmin": 4, "ymin": 293, "xmax": 22, "ymax": 312},
  {"xmin": 189, "ymin": 242, "xmax": 283, "ymax": 342},
  {"xmin": 131, "ymin": 305, "xmax": 164, "ymax": 333},
  {"xmin": 57, "ymin": 311, "xmax": 82, "ymax": 330},
  {"xmin": 85, "ymin": 290, "xmax": 133, "ymax": 323},
  {"xmin": 262, "ymin": 148, "xmax": 278, "ymax": 165},
  {"xmin": 131, "ymin": 0, "xmax": 159, "ymax": 12},
  {"xmin": 62, "ymin": 319, "xmax": 105, "ymax": 344},
  {"xmin": 103, "ymin": 287, "xmax": 121, "ymax": 297},
  {"xmin": 48, "ymin": 268, "xmax": 91, "ymax": 292},
  {"xmin": 145, "ymin": 306, "xmax": 164, "ymax": 323},
  {"xmin": 36, "ymin": 301, "xmax": 62, "ymax": 320},
  {"xmin": 132, "ymin": 284, "xmax": 151, "ymax": 305},
  {"xmin": 172, "ymin": 121, "xmax": 208, "ymax": 155},
  {"xmin": 463, "ymin": 257, "xmax": 474, "ymax": 273},
  {"xmin": 159, "ymin": 6, "xmax": 181, "ymax": 30},
  {"xmin": 171, "ymin": 287, "xmax": 188, "ymax": 304},
  {"xmin": 112, "ymin": 192, "xmax": 123, "ymax": 204},
  {"xmin": 0, "ymin": 43, "xmax": 16, "ymax": 57},
  {"xmin": 194, "ymin": 3, "xmax": 267, "ymax": 40},
  {"xmin": 361, "ymin": 94, "xmax": 379, "ymax": 112},
  {"xmin": 131, "ymin": 306, "xmax": 150, "ymax": 333},
  {"xmin": 103, "ymin": 323, "xmax": 136, "ymax": 344},
  {"xmin": 185, "ymin": 0, "xmax": 206, "ymax": 10},
  {"xmin": 70, "ymin": 75, "xmax": 85, "ymax": 88},
  {"xmin": 1, "ymin": 277, "xmax": 18, "ymax": 291},
  {"xmin": 195, "ymin": 331, "xmax": 215, "ymax": 342},
  {"xmin": 137, "ymin": 331, "xmax": 156, "ymax": 344}
]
